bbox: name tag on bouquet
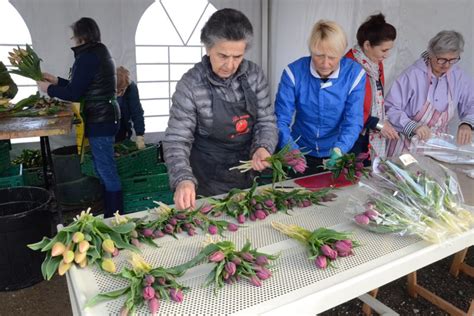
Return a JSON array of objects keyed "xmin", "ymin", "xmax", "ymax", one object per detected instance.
[{"xmin": 399, "ymin": 153, "xmax": 417, "ymax": 166}]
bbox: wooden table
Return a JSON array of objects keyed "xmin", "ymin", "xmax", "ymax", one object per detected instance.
[{"xmin": 0, "ymin": 109, "xmax": 74, "ymax": 223}]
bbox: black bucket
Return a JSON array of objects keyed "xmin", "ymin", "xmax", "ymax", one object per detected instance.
[
  {"xmin": 52, "ymin": 145, "xmax": 82, "ymax": 183},
  {"xmin": 0, "ymin": 187, "xmax": 52, "ymax": 291}
]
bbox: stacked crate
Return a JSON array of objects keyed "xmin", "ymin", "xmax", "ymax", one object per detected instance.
[
  {"xmin": 81, "ymin": 143, "xmax": 173, "ymax": 213},
  {"xmin": 0, "ymin": 141, "xmax": 24, "ymax": 189}
]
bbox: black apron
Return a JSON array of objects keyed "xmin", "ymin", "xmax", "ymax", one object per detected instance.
[{"xmin": 190, "ymin": 75, "xmax": 258, "ymax": 196}]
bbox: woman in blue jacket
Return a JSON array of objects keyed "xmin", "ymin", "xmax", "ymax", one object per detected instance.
[
  {"xmin": 275, "ymin": 20, "xmax": 365, "ymax": 175},
  {"xmin": 115, "ymin": 66, "xmax": 145, "ymax": 147}
]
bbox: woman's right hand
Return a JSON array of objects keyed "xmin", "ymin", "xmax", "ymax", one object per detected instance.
[
  {"xmin": 380, "ymin": 121, "xmax": 399, "ymax": 140},
  {"xmin": 414, "ymin": 125, "xmax": 431, "ymax": 141},
  {"xmin": 42, "ymin": 72, "xmax": 58, "ymax": 85},
  {"xmin": 174, "ymin": 180, "xmax": 196, "ymax": 210}
]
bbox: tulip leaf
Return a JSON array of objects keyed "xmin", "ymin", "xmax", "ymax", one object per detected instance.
[
  {"xmin": 139, "ymin": 238, "xmax": 159, "ymax": 248},
  {"xmin": 42, "ymin": 255, "xmax": 62, "ymax": 280},
  {"xmin": 85, "ymin": 287, "xmax": 130, "ymax": 308},
  {"xmin": 60, "ymin": 221, "xmax": 80, "ymax": 233},
  {"xmin": 87, "ymin": 245, "xmax": 101, "ymax": 264},
  {"xmin": 110, "ymin": 222, "xmax": 135, "ymax": 234},
  {"xmin": 41, "ymin": 231, "xmax": 67, "ymax": 252},
  {"xmin": 28, "ymin": 237, "xmax": 51, "ymax": 251},
  {"xmin": 109, "ymin": 231, "xmax": 140, "ymax": 253}
]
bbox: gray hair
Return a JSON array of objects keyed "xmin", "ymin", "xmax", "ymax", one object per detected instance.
[
  {"xmin": 200, "ymin": 8, "xmax": 253, "ymax": 50},
  {"xmin": 428, "ymin": 30, "xmax": 464, "ymax": 55}
]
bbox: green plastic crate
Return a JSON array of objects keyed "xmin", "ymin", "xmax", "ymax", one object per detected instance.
[
  {"xmin": 0, "ymin": 164, "xmax": 24, "ymax": 188},
  {"xmin": 124, "ymin": 191, "xmax": 174, "ymax": 214},
  {"xmin": 81, "ymin": 144, "xmax": 158, "ymax": 178},
  {"xmin": 23, "ymin": 167, "xmax": 44, "ymax": 187},
  {"xmin": 0, "ymin": 141, "xmax": 10, "ymax": 174},
  {"xmin": 122, "ymin": 169, "xmax": 169, "ymax": 195}
]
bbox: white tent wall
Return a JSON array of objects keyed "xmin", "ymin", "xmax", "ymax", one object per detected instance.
[
  {"xmin": 269, "ymin": 0, "xmax": 474, "ymax": 134},
  {"xmin": 5, "ymin": 0, "xmax": 474, "ymax": 151}
]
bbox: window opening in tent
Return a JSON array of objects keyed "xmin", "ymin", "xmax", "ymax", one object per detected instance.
[
  {"xmin": 0, "ymin": 0, "xmax": 39, "ymax": 143},
  {"xmin": 135, "ymin": 0, "xmax": 217, "ymax": 133}
]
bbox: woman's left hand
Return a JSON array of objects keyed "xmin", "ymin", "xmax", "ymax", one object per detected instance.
[
  {"xmin": 37, "ymin": 81, "xmax": 51, "ymax": 93},
  {"xmin": 457, "ymin": 124, "xmax": 472, "ymax": 145},
  {"xmin": 251, "ymin": 147, "xmax": 271, "ymax": 171},
  {"xmin": 380, "ymin": 121, "xmax": 400, "ymax": 140}
]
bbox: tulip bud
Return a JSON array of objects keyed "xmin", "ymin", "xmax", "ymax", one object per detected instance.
[
  {"xmin": 63, "ymin": 250, "xmax": 75, "ymax": 264},
  {"xmin": 187, "ymin": 228, "xmax": 196, "ymax": 236},
  {"xmin": 241, "ymin": 252, "xmax": 254, "ymax": 262},
  {"xmin": 320, "ymin": 245, "xmax": 337, "ymax": 260},
  {"xmin": 194, "ymin": 218, "xmax": 203, "ymax": 226},
  {"xmin": 58, "ymin": 261, "xmax": 72, "ymax": 276},
  {"xmin": 130, "ymin": 230, "xmax": 138, "ymax": 238},
  {"xmin": 145, "ymin": 274, "xmax": 155, "ymax": 285},
  {"xmin": 237, "ymin": 214, "xmax": 246, "ymax": 224},
  {"xmin": 302, "ymin": 200, "xmax": 312, "ymax": 207},
  {"xmin": 175, "ymin": 213, "xmax": 187, "ymax": 220},
  {"xmin": 340, "ymin": 239, "xmax": 353, "ymax": 248},
  {"xmin": 334, "ymin": 240, "xmax": 353, "ymax": 257},
  {"xmin": 213, "ymin": 211, "xmax": 223, "ymax": 217},
  {"xmin": 148, "ymin": 297, "xmax": 160, "ymax": 316},
  {"xmin": 249, "ymin": 213, "xmax": 256, "ymax": 221},
  {"xmin": 143, "ymin": 286, "xmax": 155, "ymax": 300},
  {"xmin": 164, "ymin": 224, "xmax": 174, "ymax": 234},
  {"xmin": 51, "ymin": 242, "xmax": 66, "ymax": 257},
  {"xmin": 101, "ymin": 258, "xmax": 116, "ymax": 273},
  {"xmin": 157, "ymin": 277, "xmax": 167, "ymax": 285},
  {"xmin": 264, "ymin": 200, "xmax": 274, "ymax": 207},
  {"xmin": 74, "ymin": 250, "xmax": 87, "ymax": 264},
  {"xmin": 120, "ymin": 306, "xmax": 130, "ymax": 316},
  {"xmin": 78, "ymin": 257, "xmax": 88, "ymax": 268},
  {"xmin": 168, "ymin": 218, "xmax": 178, "ymax": 226},
  {"xmin": 256, "ymin": 255, "xmax": 269, "ymax": 266},
  {"xmin": 112, "ymin": 248, "xmax": 120, "ymax": 257},
  {"xmin": 315, "ymin": 255, "xmax": 327, "ymax": 269},
  {"xmin": 256, "ymin": 269, "xmax": 271, "ymax": 280},
  {"xmin": 102, "ymin": 239, "xmax": 115, "ymax": 254},
  {"xmin": 354, "ymin": 214, "xmax": 370, "ymax": 225},
  {"xmin": 170, "ymin": 288, "xmax": 184, "ymax": 303},
  {"xmin": 364, "ymin": 209, "xmax": 379, "ymax": 220},
  {"xmin": 255, "ymin": 203, "xmax": 263, "ymax": 210},
  {"xmin": 227, "ymin": 223, "xmax": 239, "ymax": 232},
  {"xmin": 355, "ymin": 162, "xmax": 364, "ymax": 170},
  {"xmin": 78, "ymin": 240, "xmax": 90, "ymax": 253},
  {"xmin": 225, "ymin": 261, "xmax": 237, "ymax": 276},
  {"xmin": 131, "ymin": 238, "xmax": 140, "ymax": 247},
  {"xmin": 254, "ymin": 210, "xmax": 266, "ymax": 220},
  {"xmin": 72, "ymin": 232, "xmax": 85, "ymax": 243},
  {"xmin": 249, "ymin": 275, "xmax": 262, "ymax": 287},
  {"xmin": 153, "ymin": 230, "xmax": 165, "ymax": 238},
  {"xmin": 209, "ymin": 251, "xmax": 225, "ymax": 262},
  {"xmin": 208, "ymin": 225, "xmax": 218, "ymax": 235},
  {"xmin": 142, "ymin": 228, "xmax": 154, "ymax": 237},
  {"xmin": 355, "ymin": 171, "xmax": 362, "ymax": 178},
  {"xmin": 200, "ymin": 204, "xmax": 213, "ymax": 214},
  {"xmin": 231, "ymin": 257, "xmax": 242, "ymax": 265}
]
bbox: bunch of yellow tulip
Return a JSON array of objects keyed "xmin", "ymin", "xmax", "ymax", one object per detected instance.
[{"xmin": 8, "ymin": 44, "xmax": 43, "ymax": 81}]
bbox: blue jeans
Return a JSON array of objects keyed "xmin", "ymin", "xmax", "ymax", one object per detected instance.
[{"xmin": 89, "ymin": 136, "xmax": 122, "ymax": 192}]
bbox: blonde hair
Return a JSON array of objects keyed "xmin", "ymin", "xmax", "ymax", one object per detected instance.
[
  {"xmin": 308, "ymin": 20, "xmax": 347, "ymax": 57},
  {"xmin": 116, "ymin": 66, "xmax": 131, "ymax": 91}
]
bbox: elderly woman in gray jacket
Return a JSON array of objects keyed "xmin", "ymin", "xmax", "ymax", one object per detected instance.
[{"xmin": 163, "ymin": 8, "xmax": 278, "ymax": 210}]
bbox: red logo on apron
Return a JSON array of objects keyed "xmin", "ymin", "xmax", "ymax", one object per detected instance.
[{"xmin": 230, "ymin": 115, "xmax": 250, "ymax": 138}]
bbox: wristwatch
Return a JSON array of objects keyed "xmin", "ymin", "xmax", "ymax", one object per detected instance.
[{"xmin": 375, "ymin": 122, "xmax": 384, "ymax": 131}]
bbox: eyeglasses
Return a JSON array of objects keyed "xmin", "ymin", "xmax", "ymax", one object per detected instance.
[{"xmin": 435, "ymin": 56, "xmax": 460, "ymax": 65}]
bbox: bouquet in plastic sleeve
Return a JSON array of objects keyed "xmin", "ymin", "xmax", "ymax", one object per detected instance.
[
  {"xmin": 174, "ymin": 237, "xmax": 278, "ymax": 292},
  {"xmin": 271, "ymin": 222, "xmax": 358, "ymax": 269},
  {"xmin": 86, "ymin": 254, "xmax": 187, "ymax": 316},
  {"xmin": 372, "ymin": 154, "xmax": 474, "ymax": 234},
  {"xmin": 409, "ymin": 132, "xmax": 474, "ymax": 164},
  {"xmin": 324, "ymin": 152, "xmax": 371, "ymax": 182},
  {"xmin": 230, "ymin": 141, "xmax": 307, "ymax": 184},
  {"xmin": 347, "ymin": 182, "xmax": 448, "ymax": 243},
  {"xmin": 28, "ymin": 208, "xmax": 147, "ymax": 280},
  {"xmin": 8, "ymin": 45, "xmax": 43, "ymax": 81}
]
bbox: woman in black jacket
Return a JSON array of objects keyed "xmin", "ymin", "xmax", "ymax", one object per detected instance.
[{"xmin": 38, "ymin": 17, "xmax": 123, "ymax": 217}]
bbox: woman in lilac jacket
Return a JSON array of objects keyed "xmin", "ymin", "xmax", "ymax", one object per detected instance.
[{"xmin": 385, "ymin": 30, "xmax": 474, "ymax": 157}]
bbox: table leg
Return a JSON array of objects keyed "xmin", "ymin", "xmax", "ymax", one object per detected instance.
[
  {"xmin": 362, "ymin": 288, "xmax": 379, "ymax": 316},
  {"xmin": 40, "ymin": 136, "xmax": 64, "ymax": 225},
  {"xmin": 450, "ymin": 248, "xmax": 473, "ymax": 278},
  {"xmin": 407, "ymin": 272, "xmax": 417, "ymax": 298}
]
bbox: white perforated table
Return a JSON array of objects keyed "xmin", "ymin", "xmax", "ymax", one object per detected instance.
[{"xmin": 65, "ymin": 181, "xmax": 474, "ymax": 316}]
